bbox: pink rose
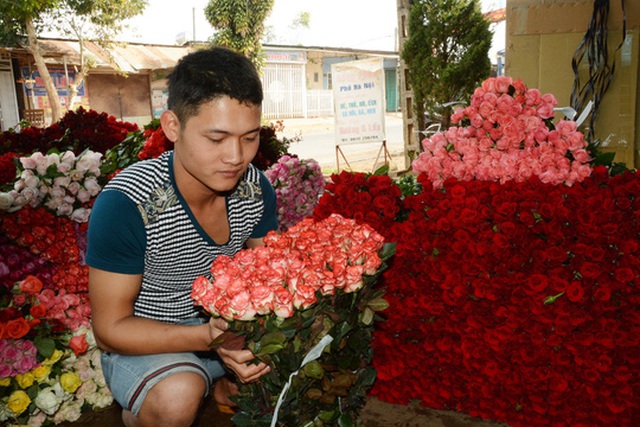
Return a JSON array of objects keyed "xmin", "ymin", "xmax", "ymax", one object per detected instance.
[
  {"xmin": 250, "ymin": 285, "xmax": 274, "ymax": 315},
  {"xmin": 494, "ymin": 76, "xmax": 512, "ymax": 93},
  {"xmin": 273, "ymin": 287, "xmax": 294, "ymax": 319}
]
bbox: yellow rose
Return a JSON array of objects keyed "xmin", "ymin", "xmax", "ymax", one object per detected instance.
[
  {"xmin": 7, "ymin": 390, "xmax": 31, "ymax": 416},
  {"xmin": 60, "ymin": 372, "xmax": 82, "ymax": 393},
  {"xmin": 43, "ymin": 349, "xmax": 64, "ymax": 365},
  {"xmin": 32, "ymin": 364, "xmax": 52, "ymax": 382},
  {"xmin": 15, "ymin": 372, "xmax": 35, "ymax": 389},
  {"xmin": 0, "ymin": 377, "xmax": 11, "ymax": 387}
]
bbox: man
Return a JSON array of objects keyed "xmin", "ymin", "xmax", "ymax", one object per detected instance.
[{"xmin": 86, "ymin": 46, "xmax": 277, "ymax": 427}]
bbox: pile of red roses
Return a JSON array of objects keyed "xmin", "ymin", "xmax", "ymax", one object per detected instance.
[
  {"xmin": 0, "ymin": 107, "xmax": 138, "ymax": 158},
  {"xmin": 314, "ymin": 167, "xmax": 640, "ymax": 426}
]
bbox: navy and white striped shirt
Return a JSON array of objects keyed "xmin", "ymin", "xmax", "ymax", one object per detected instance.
[{"xmin": 86, "ymin": 151, "xmax": 278, "ymax": 323}]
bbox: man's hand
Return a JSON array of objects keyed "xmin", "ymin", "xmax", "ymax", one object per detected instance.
[{"xmin": 209, "ymin": 317, "xmax": 271, "ymax": 383}]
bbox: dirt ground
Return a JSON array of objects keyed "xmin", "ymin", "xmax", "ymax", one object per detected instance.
[{"xmin": 60, "ymin": 396, "xmax": 510, "ymax": 427}]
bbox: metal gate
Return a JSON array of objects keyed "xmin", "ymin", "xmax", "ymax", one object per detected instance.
[{"xmin": 262, "ymin": 62, "xmax": 306, "ymax": 119}]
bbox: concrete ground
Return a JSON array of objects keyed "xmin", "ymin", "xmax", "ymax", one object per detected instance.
[{"xmin": 276, "ymin": 113, "xmax": 412, "ymax": 175}]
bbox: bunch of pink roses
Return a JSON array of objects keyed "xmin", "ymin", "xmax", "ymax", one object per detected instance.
[
  {"xmin": 265, "ymin": 155, "xmax": 326, "ymax": 231},
  {"xmin": 412, "ymin": 76, "xmax": 592, "ymax": 188},
  {"xmin": 192, "ymin": 213, "xmax": 384, "ymax": 321},
  {"xmin": 0, "ymin": 150, "xmax": 103, "ymax": 223},
  {"xmin": 0, "ymin": 339, "xmax": 39, "ymax": 378}
]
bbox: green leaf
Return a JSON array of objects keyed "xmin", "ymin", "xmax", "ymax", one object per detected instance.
[
  {"xmin": 257, "ymin": 343, "xmax": 284, "ymax": 355},
  {"xmin": 261, "ymin": 330, "xmax": 286, "ymax": 347},
  {"xmin": 380, "ymin": 242, "xmax": 396, "ymax": 260},
  {"xmin": 338, "ymin": 413, "xmax": 355, "ymax": 427},
  {"xmin": 373, "ymin": 164, "xmax": 389, "ymax": 175},
  {"xmin": 358, "ymin": 367, "xmax": 378, "ymax": 387},
  {"xmin": 34, "ymin": 336, "xmax": 55, "ymax": 359},
  {"xmin": 360, "ymin": 307, "xmax": 374, "ymax": 325},
  {"xmin": 367, "ymin": 298, "xmax": 389, "ymax": 312},
  {"xmin": 593, "ymin": 151, "xmax": 616, "ymax": 166}
]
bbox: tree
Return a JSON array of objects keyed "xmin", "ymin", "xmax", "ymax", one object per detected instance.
[
  {"xmin": 402, "ymin": 0, "xmax": 492, "ymax": 131},
  {"xmin": 0, "ymin": 0, "xmax": 147, "ymax": 123},
  {"xmin": 204, "ymin": 0, "xmax": 275, "ymax": 71},
  {"xmin": 47, "ymin": 0, "xmax": 148, "ymax": 111}
]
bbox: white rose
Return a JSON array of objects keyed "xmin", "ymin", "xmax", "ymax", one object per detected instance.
[
  {"xmin": 46, "ymin": 153, "xmax": 61, "ymax": 170},
  {"xmin": 24, "ymin": 175, "xmax": 40, "ymax": 189},
  {"xmin": 26, "ymin": 411, "xmax": 47, "ymax": 427},
  {"xmin": 20, "ymin": 168, "xmax": 35, "ymax": 180},
  {"xmin": 53, "ymin": 176, "xmax": 71, "ymax": 188},
  {"xmin": 76, "ymin": 189, "xmax": 91, "ymax": 203},
  {"xmin": 13, "ymin": 179, "xmax": 26, "ymax": 191},
  {"xmin": 87, "ymin": 390, "xmax": 113, "ymax": 409},
  {"xmin": 70, "ymin": 208, "xmax": 90, "ymax": 223},
  {"xmin": 19, "ymin": 154, "xmax": 39, "ymax": 170},
  {"xmin": 68, "ymin": 169, "xmax": 84, "ymax": 181},
  {"xmin": 45, "ymin": 197, "xmax": 63, "ymax": 209},
  {"xmin": 0, "ymin": 192, "xmax": 14, "ymax": 210},
  {"xmin": 51, "ymin": 399, "xmax": 82, "ymax": 424},
  {"xmin": 34, "ymin": 386, "xmax": 63, "ymax": 415},
  {"xmin": 67, "ymin": 181, "xmax": 81, "ymax": 195},
  {"xmin": 21, "ymin": 187, "xmax": 39, "ymax": 203},
  {"xmin": 12, "ymin": 194, "xmax": 27, "ymax": 208},
  {"xmin": 49, "ymin": 186, "xmax": 65, "ymax": 199},
  {"xmin": 60, "ymin": 151, "xmax": 76, "ymax": 167},
  {"xmin": 84, "ymin": 177, "xmax": 102, "ymax": 196},
  {"xmin": 57, "ymin": 203, "xmax": 73, "ymax": 217}
]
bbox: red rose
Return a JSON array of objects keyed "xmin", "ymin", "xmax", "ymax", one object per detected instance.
[
  {"xmin": 579, "ymin": 262, "xmax": 601, "ymax": 280},
  {"xmin": 566, "ymin": 281, "xmax": 585, "ymax": 302},
  {"xmin": 18, "ymin": 275, "xmax": 44, "ymax": 295},
  {"xmin": 5, "ymin": 317, "xmax": 31, "ymax": 339},
  {"xmin": 69, "ymin": 334, "xmax": 89, "ymax": 356},
  {"xmin": 614, "ymin": 267, "xmax": 634, "ymax": 283},
  {"xmin": 29, "ymin": 304, "xmax": 47, "ymax": 318}
]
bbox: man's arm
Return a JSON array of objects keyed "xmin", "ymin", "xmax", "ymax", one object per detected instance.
[
  {"xmin": 89, "ymin": 267, "xmax": 270, "ymax": 382},
  {"xmin": 88, "ymin": 267, "xmax": 213, "ymax": 354}
]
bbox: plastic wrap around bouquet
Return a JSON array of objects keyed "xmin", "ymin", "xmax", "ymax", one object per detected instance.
[{"xmin": 191, "ymin": 213, "xmax": 395, "ymax": 426}]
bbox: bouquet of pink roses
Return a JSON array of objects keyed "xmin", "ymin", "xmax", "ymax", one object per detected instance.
[{"xmin": 191, "ymin": 213, "xmax": 395, "ymax": 426}]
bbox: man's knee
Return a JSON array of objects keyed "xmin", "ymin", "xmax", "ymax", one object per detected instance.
[{"xmin": 136, "ymin": 372, "xmax": 208, "ymax": 427}]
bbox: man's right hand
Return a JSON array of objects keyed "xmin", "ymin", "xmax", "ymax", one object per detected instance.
[{"xmin": 208, "ymin": 317, "xmax": 271, "ymax": 383}]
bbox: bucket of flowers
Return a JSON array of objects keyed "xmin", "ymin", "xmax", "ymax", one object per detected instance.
[{"xmin": 191, "ymin": 213, "xmax": 395, "ymax": 426}]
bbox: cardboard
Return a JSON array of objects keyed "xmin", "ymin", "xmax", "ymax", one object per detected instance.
[{"xmin": 507, "ymin": 0, "xmax": 639, "ymax": 168}]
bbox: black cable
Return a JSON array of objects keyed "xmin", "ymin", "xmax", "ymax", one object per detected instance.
[{"xmin": 569, "ymin": 0, "xmax": 627, "ymax": 142}]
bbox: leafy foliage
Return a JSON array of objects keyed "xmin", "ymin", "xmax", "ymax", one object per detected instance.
[
  {"xmin": 204, "ymin": 0, "xmax": 275, "ymax": 70},
  {"xmin": 402, "ymin": 0, "xmax": 492, "ymax": 132}
]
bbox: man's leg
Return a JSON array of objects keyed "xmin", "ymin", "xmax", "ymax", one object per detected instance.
[{"xmin": 122, "ymin": 372, "xmax": 207, "ymax": 427}]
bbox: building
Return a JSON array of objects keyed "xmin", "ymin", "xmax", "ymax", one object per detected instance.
[{"xmin": 0, "ymin": 39, "xmax": 399, "ymax": 130}]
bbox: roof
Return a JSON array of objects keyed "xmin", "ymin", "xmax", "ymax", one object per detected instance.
[
  {"xmin": 0, "ymin": 38, "xmax": 398, "ymax": 74},
  {"xmin": 1, "ymin": 38, "xmax": 194, "ymax": 73}
]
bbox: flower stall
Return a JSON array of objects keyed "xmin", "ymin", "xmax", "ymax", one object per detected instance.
[
  {"xmin": 2, "ymin": 74, "xmax": 640, "ymax": 427},
  {"xmin": 314, "ymin": 76, "xmax": 640, "ymax": 426}
]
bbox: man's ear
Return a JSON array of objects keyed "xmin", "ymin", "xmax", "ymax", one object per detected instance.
[{"xmin": 160, "ymin": 110, "xmax": 180, "ymax": 142}]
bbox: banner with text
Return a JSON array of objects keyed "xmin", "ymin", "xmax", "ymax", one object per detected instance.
[{"xmin": 332, "ymin": 58, "xmax": 385, "ymax": 146}]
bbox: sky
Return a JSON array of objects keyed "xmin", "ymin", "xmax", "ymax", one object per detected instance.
[
  {"xmin": 93, "ymin": 0, "xmax": 504, "ymax": 53},
  {"xmin": 120, "ymin": 0, "xmax": 398, "ymax": 51}
]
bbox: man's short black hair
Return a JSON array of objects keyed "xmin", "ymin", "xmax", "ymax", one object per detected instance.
[{"xmin": 167, "ymin": 46, "xmax": 263, "ymax": 123}]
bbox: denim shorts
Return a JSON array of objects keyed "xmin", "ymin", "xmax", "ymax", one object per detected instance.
[{"xmin": 100, "ymin": 317, "xmax": 226, "ymax": 416}]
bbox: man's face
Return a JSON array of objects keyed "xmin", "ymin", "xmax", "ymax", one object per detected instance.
[{"xmin": 167, "ymin": 96, "xmax": 262, "ymax": 196}]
